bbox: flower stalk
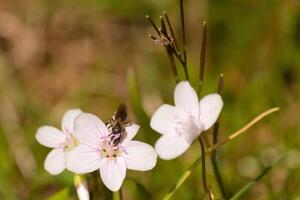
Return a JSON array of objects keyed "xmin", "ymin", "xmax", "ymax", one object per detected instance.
[
  {"xmin": 199, "ymin": 136, "xmax": 209, "ymax": 194},
  {"xmin": 119, "ymin": 188, "xmax": 123, "ymax": 200},
  {"xmin": 211, "ymin": 74, "xmax": 228, "ymax": 199},
  {"xmin": 198, "ymin": 21, "xmax": 207, "ymax": 95},
  {"xmin": 179, "ymin": 0, "xmax": 189, "ymax": 80},
  {"xmin": 161, "ymin": 16, "xmax": 180, "ymax": 83},
  {"xmin": 196, "ymin": 21, "xmax": 211, "ymax": 150},
  {"xmin": 195, "ymin": 19, "xmax": 211, "ymax": 198}
]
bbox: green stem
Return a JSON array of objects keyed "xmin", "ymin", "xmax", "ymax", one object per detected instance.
[
  {"xmin": 119, "ymin": 188, "xmax": 123, "ymax": 200},
  {"xmin": 210, "ymin": 74, "xmax": 228, "ymax": 198},
  {"xmin": 163, "ymin": 157, "xmax": 201, "ymax": 200},
  {"xmin": 179, "ymin": 0, "xmax": 189, "ymax": 81},
  {"xmin": 211, "ymin": 125, "xmax": 228, "ymax": 198},
  {"xmin": 160, "ymin": 16, "xmax": 180, "ymax": 83},
  {"xmin": 199, "ymin": 137, "xmax": 209, "ymax": 193},
  {"xmin": 198, "ymin": 21, "xmax": 207, "ymax": 95},
  {"xmin": 230, "ymin": 154, "xmax": 286, "ymax": 200},
  {"xmin": 90, "ymin": 172, "xmax": 112, "ymax": 199}
]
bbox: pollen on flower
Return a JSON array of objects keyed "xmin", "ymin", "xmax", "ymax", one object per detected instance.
[
  {"xmin": 174, "ymin": 115, "xmax": 199, "ymax": 135},
  {"xmin": 98, "ymin": 139, "xmax": 123, "ymax": 158},
  {"xmin": 62, "ymin": 133, "xmax": 79, "ymax": 151},
  {"xmin": 172, "ymin": 113, "xmax": 204, "ymax": 144}
]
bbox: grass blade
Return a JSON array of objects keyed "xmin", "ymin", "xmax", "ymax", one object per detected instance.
[
  {"xmin": 127, "ymin": 68, "xmax": 150, "ymax": 125},
  {"xmin": 230, "ymin": 154, "xmax": 286, "ymax": 200}
]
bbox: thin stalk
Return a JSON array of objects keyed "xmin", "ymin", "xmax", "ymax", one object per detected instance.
[
  {"xmin": 202, "ymin": 133, "xmax": 211, "ymax": 149},
  {"xmin": 166, "ymin": 50, "xmax": 180, "ymax": 83},
  {"xmin": 179, "ymin": 0, "xmax": 189, "ymax": 80},
  {"xmin": 163, "ymin": 157, "xmax": 200, "ymax": 200},
  {"xmin": 229, "ymin": 154, "xmax": 286, "ymax": 200},
  {"xmin": 145, "ymin": 15, "xmax": 160, "ymax": 35},
  {"xmin": 163, "ymin": 107, "xmax": 279, "ymax": 200},
  {"xmin": 199, "ymin": 137, "xmax": 209, "ymax": 193},
  {"xmin": 172, "ymin": 49, "xmax": 185, "ymax": 66},
  {"xmin": 161, "ymin": 13, "xmax": 185, "ymax": 67},
  {"xmin": 90, "ymin": 172, "xmax": 112, "ymax": 199},
  {"xmin": 198, "ymin": 21, "xmax": 207, "ymax": 95},
  {"xmin": 163, "ymin": 11, "xmax": 180, "ymax": 50},
  {"xmin": 161, "ymin": 16, "xmax": 180, "ymax": 83},
  {"xmin": 211, "ymin": 74, "xmax": 228, "ymax": 199},
  {"xmin": 196, "ymin": 21, "xmax": 210, "ymax": 148},
  {"xmin": 208, "ymin": 107, "xmax": 279, "ymax": 152},
  {"xmin": 119, "ymin": 188, "xmax": 123, "ymax": 200}
]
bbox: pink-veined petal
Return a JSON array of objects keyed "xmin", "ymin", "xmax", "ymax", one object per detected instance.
[
  {"xmin": 61, "ymin": 109, "xmax": 82, "ymax": 133},
  {"xmin": 174, "ymin": 81, "xmax": 199, "ymax": 118},
  {"xmin": 123, "ymin": 141, "xmax": 157, "ymax": 171},
  {"xmin": 44, "ymin": 148, "xmax": 65, "ymax": 175},
  {"xmin": 199, "ymin": 94, "xmax": 223, "ymax": 130},
  {"xmin": 99, "ymin": 157, "xmax": 126, "ymax": 192},
  {"xmin": 150, "ymin": 104, "xmax": 179, "ymax": 135},
  {"xmin": 155, "ymin": 134, "xmax": 190, "ymax": 160},
  {"xmin": 123, "ymin": 123, "xmax": 140, "ymax": 143},
  {"xmin": 36, "ymin": 126, "xmax": 65, "ymax": 148},
  {"xmin": 180, "ymin": 117, "xmax": 203, "ymax": 144},
  {"xmin": 66, "ymin": 145, "xmax": 101, "ymax": 174},
  {"xmin": 74, "ymin": 113, "xmax": 109, "ymax": 148}
]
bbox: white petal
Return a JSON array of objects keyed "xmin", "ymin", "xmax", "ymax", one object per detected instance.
[
  {"xmin": 150, "ymin": 104, "xmax": 179, "ymax": 135},
  {"xmin": 36, "ymin": 126, "xmax": 65, "ymax": 148},
  {"xmin": 174, "ymin": 81, "xmax": 199, "ymax": 118},
  {"xmin": 181, "ymin": 117, "xmax": 203, "ymax": 144},
  {"xmin": 123, "ymin": 123, "xmax": 140, "ymax": 143},
  {"xmin": 123, "ymin": 141, "xmax": 157, "ymax": 171},
  {"xmin": 100, "ymin": 157, "xmax": 126, "ymax": 192},
  {"xmin": 74, "ymin": 113, "xmax": 109, "ymax": 148},
  {"xmin": 44, "ymin": 148, "xmax": 65, "ymax": 175},
  {"xmin": 155, "ymin": 134, "xmax": 190, "ymax": 160},
  {"xmin": 61, "ymin": 109, "xmax": 82, "ymax": 133},
  {"xmin": 199, "ymin": 94, "xmax": 223, "ymax": 130},
  {"xmin": 66, "ymin": 145, "xmax": 101, "ymax": 174}
]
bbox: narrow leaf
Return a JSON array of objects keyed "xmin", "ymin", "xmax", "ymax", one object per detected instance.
[
  {"xmin": 127, "ymin": 68, "xmax": 150, "ymax": 126},
  {"xmin": 127, "ymin": 68, "xmax": 157, "ymax": 144},
  {"xmin": 230, "ymin": 154, "xmax": 286, "ymax": 200}
]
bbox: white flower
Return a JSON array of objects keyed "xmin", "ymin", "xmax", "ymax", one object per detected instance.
[
  {"xmin": 35, "ymin": 109, "xmax": 82, "ymax": 175},
  {"xmin": 150, "ymin": 81, "xmax": 223, "ymax": 160},
  {"xmin": 66, "ymin": 113, "xmax": 157, "ymax": 192}
]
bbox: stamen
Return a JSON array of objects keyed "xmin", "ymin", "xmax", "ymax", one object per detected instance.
[
  {"xmin": 63, "ymin": 133, "xmax": 79, "ymax": 151},
  {"xmin": 99, "ymin": 139, "xmax": 123, "ymax": 159}
]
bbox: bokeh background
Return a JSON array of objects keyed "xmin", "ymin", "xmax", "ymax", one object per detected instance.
[{"xmin": 0, "ymin": 0, "xmax": 300, "ymax": 199}]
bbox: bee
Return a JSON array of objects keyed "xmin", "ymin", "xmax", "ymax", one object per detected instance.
[{"xmin": 106, "ymin": 103, "xmax": 131, "ymax": 146}]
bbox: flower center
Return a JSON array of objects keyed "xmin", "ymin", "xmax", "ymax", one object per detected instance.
[
  {"xmin": 98, "ymin": 139, "xmax": 125, "ymax": 159},
  {"xmin": 174, "ymin": 113, "xmax": 203, "ymax": 143},
  {"xmin": 62, "ymin": 133, "xmax": 79, "ymax": 151}
]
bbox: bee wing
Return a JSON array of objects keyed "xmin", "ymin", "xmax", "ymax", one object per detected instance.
[{"xmin": 115, "ymin": 103, "xmax": 127, "ymax": 121}]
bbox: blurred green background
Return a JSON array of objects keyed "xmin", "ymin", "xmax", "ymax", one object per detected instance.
[{"xmin": 0, "ymin": 0, "xmax": 299, "ymax": 199}]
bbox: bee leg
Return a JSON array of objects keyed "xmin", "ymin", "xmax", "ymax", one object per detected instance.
[
  {"xmin": 124, "ymin": 121, "xmax": 132, "ymax": 126},
  {"xmin": 107, "ymin": 124, "xmax": 112, "ymax": 129}
]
